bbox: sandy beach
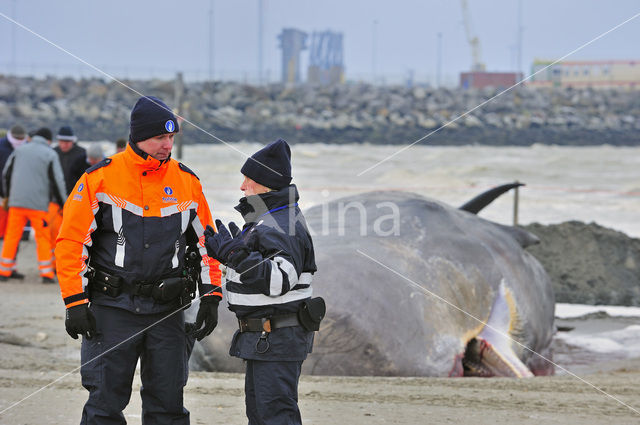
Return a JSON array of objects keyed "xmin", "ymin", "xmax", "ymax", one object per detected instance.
[{"xmin": 0, "ymin": 241, "xmax": 639, "ymax": 424}]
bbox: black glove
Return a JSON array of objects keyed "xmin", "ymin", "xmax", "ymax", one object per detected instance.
[
  {"xmin": 204, "ymin": 220, "xmax": 248, "ymax": 265},
  {"xmin": 228, "ymin": 221, "xmax": 241, "ymax": 238},
  {"xmin": 190, "ymin": 296, "xmax": 219, "ymax": 341},
  {"xmin": 65, "ymin": 304, "xmax": 96, "ymax": 340}
]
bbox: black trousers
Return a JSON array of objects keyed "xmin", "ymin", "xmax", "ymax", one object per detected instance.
[
  {"xmin": 80, "ymin": 304, "xmax": 193, "ymax": 425},
  {"xmin": 245, "ymin": 359, "xmax": 303, "ymax": 425}
]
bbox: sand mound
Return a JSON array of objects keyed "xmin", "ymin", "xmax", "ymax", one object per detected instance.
[{"xmin": 524, "ymin": 221, "xmax": 640, "ymax": 306}]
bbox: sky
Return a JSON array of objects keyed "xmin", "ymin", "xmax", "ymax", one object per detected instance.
[{"xmin": 0, "ymin": 0, "xmax": 639, "ymax": 85}]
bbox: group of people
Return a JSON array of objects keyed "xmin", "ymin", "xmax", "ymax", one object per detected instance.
[
  {"xmin": 52, "ymin": 95, "xmax": 320, "ymax": 425},
  {"xmin": 0, "ymin": 124, "xmax": 124, "ymax": 284},
  {"xmin": 0, "ymin": 124, "xmax": 90, "ymax": 282}
]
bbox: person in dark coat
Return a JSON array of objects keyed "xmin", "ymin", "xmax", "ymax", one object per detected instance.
[
  {"xmin": 115, "ymin": 138, "xmax": 127, "ymax": 153},
  {"xmin": 54, "ymin": 125, "xmax": 88, "ymax": 196},
  {"xmin": 205, "ymin": 139, "xmax": 319, "ymax": 425},
  {"xmin": 0, "ymin": 125, "xmax": 28, "ymax": 185}
]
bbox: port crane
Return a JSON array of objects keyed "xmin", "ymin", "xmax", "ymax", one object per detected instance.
[{"xmin": 460, "ymin": 0, "xmax": 486, "ymax": 71}]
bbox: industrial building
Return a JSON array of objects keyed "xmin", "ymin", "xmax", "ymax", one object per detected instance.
[
  {"xmin": 460, "ymin": 72, "xmax": 523, "ymax": 89},
  {"xmin": 528, "ymin": 59, "xmax": 640, "ymax": 88},
  {"xmin": 279, "ymin": 28, "xmax": 345, "ymax": 85},
  {"xmin": 307, "ymin": 31, "xmax": 345, "ymax": 85}
]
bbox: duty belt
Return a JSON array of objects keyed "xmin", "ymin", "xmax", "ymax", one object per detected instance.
[
  {"xmin": 238, "ymin": 313, "xmax": 300, "ymax": 333},
  {"xmin": 90, "ymin": 268, "xmax": 179, "ymax": 298}
]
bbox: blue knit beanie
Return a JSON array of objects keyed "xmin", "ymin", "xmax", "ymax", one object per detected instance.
[
  {"xmin": 241, "ymin": 139, "xmax": 292, "ymax": 190},
  {"xmin": 129, "ymin": 96, "xmax": 179, "ymax": 143}
]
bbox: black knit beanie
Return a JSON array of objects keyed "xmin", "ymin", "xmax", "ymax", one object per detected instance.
[
  {"xmin": 129, "ymin": 96, "xmax": 179, "ymax": 143},
  {"xmin": 241, "ymin": 139, "xmax": 292, "ymax": 190},
  {"xmin": 57, "ymin": 125, "xmax": 77, "ymax": 141}
]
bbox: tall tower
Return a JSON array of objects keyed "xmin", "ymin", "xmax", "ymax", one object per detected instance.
[{"xmin": 278, "ymin": 28, "xmax": 308, "ymax": 84}]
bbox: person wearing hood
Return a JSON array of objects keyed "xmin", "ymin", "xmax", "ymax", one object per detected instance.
[
  {"xmin": 54, "ymin": 125, "xmax": 88, "ymax": 196},
  {"xmin": 0, "ymin": 130, "xmax": 66, "ymax": 283},
  {"xmin": 205, "ymin": 139, "xmax": 321, "ymax": 425},
  {"xmin": 0, "ymin": 125, "xmax": 28, "ymax": 239}
]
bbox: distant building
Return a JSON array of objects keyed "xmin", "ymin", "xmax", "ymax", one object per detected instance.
[
  {"xmin": 528, "ymin": 59, "xmax": 640, "ymax": 88},
  {"xmin": 307, "ymin": 31, "xmax": 345, "ymax": 85},
  {"xmin": 460, "ymin": 72, "xmax": 523, "ymax": 89},
  {"xmin": 278, "ymin": 28, "xmax": 308, "ymax": 84}
]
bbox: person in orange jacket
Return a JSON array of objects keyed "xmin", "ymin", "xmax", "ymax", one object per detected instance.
[
  {"xmin": 0, "ymin": 129, "xmax": 66, "ymax": 283},
  {"xmin": 55, "ymin": 96, "xmax": 222, "ymax": 424}
]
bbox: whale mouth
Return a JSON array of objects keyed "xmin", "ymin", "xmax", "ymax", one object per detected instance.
[
  {"xmin": 462, "ymin": 337, "xmax": 533, "ymax": 377},
  {"xmin": 459, "ymin": 279, "xmax": 535, "ymax": 378}
]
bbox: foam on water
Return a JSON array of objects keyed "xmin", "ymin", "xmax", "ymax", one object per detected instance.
[
  {"xmin": 555, "ymin": 324, "xmax": 640, "ymax": 358},
  {"xmin": 555, "ymin": 304, "xmax": 640, "ymax": 366},
  {"xmin": 556, "ymin": 303, "xmax": 640, "ymax": 318}
]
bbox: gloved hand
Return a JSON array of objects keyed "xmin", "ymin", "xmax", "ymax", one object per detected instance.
[
  {"xmin": 228, "ymin": 221, "xmax": 241, "ymax": 238},
  {"xmin": 65, "ymin": 304, "xmax": 96, "ymax": 340},
  {"xmin": 204, "ymin": 219, "xmax": 248, "ymax": 265},
  {"xmin": 190, "ymin": 296, "xmax": 219, "ymax": 341}
]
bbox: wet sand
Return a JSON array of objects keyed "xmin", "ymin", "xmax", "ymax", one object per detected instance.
[{"xmin": 1, "ymin": 241, "xmax": 639, "ymax": 424}]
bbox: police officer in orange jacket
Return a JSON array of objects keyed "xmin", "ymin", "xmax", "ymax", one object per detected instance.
[{"xmin": 55, "ymin": 96, "xmax": 222, "ymax": 424}]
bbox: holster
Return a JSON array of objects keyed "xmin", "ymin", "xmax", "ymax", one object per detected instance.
[
  {"xmin": 297, "ymin": 297, "xmax": 326, "ymax": 332},
  {"xmin": 151, "ymin": 277, "xmax": 187, "ymax": 304},
  {"xmin": 89, "ymin": 268, "xmax": 193, "ymax": 306},
  {"xmin": 90, "ymin": 269, "xmax": 123, "ymax": 298}
]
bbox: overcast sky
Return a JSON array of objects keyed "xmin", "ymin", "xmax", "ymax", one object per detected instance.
[{"xmin": 0, "ymin": 0, "xmax": 639, "ymax": 84}]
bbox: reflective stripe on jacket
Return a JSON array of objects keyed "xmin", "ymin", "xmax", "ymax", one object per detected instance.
[
  {"xmin": 55, "ymin": 143, "xmax": 221, "ymax": 310},
  {"xmin": 225, "ymin": 185, "xmax": 317, "ymax": 318}
]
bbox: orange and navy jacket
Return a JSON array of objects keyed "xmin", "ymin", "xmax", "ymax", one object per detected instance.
[{"xmin": 55, "ymin": 142, "xmax": 222, "ymax": 313}]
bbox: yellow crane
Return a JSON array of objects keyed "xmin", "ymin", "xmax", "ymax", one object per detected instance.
[{"xmin": 460, "ymin": 0, "xmax": 486, "ymax": 71}]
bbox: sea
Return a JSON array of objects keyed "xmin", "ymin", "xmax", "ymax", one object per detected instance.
[
  {"xmin": 180, "ymin": 143, "xmax": 640, "ymax": 238},
  {"xmin": 90, "ymin": 141, "xmax": 640, "ymax": 373}
]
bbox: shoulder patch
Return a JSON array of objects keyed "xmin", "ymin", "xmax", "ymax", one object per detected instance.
[
  {"xmin": 179, "ymin": 162, "xmax": 200, "ymax": 180},
  {"xmin": 86, "ymin": 158, "xmax": 112, "ymax": 174}
]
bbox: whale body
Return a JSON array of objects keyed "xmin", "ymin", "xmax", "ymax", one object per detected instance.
[{"xmin": 192, "ymin": 189, "xmax": 555, "ymax": 377}]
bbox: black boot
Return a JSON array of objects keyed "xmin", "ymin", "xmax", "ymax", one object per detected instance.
[
  {"xmin": 0, "ymin": 271, "xmax": 25, "ymax": 281},
  {"xmin": 9, "ymin": 271, "xmax": 25, "ymax": 280}
]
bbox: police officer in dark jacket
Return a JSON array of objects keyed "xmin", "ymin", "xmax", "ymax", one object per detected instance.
[
  {"xmin": 54, "ymin": 125, "xmax": 88, "ymax": 196},
  {"xmin": 205, "ymin": 139, "xmax": 319, "ymax": 425}
]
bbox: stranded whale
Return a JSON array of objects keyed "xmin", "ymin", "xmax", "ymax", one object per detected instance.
[{"xmin": 191, "ymin": 186, "xmax": 555, "ymax": 377}]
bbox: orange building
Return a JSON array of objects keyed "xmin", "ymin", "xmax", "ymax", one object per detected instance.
[{"xmin": 460, "ymin": 72, "xmax": 523, "ymax": 89}]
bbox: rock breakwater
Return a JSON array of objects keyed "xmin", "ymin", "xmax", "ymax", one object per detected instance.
[{"xmin": 1, "ymin": 75, "xmax": 639, "ymax": 145}]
